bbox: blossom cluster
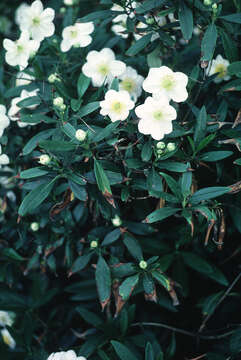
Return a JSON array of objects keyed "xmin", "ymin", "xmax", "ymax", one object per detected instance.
[{"xmin": 0, "ymin": 311, "xmax": 16, "ymax": 349}]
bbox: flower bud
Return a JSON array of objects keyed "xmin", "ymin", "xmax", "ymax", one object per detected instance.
[
  {"xmin": 30, "ymin": 222, "xmax": 39, "ymax": 232},
  {"xmin": 203, "ymin": 0, "xmax": 212, "ymax": 5},
  {"xmin": 64, "ymin": 0, "xmax": 74, "ymax": 5},
  {"xmin": 53, "ymin": 97, "xmax": 64, "ymax": 107},
  {"xmin": 156, "ymin": 141, "xmax": 165, "ymax": 150},
  {"xmin": 60, "ymin": 7, "xmax": 66, "ymax": 13},
  {"xmin": 156, "ymin": 149, "xmax": 163, "ymax": 155},
  {"xmin": 111, "ymin": 215, "xmax": 122, "ymax": 227},
  {"xmin": 48, "ymin": 73, "xmax": 59, "ymax": 83},
  {"xmin": 39, "ymin": 154, "xmax": 51, "ymax": 165},
  {"xmin": 60, "ymin": 104, "xmax": 66, "ymax": 111},
  {"xmin": 166, "ymin": 142, "xmax": 176, "ymax": 151},
  {"xmin": 146, "ymin": 17, "xmax": 155, "ymax": 25},
  {"xmin": 75, "ymin": 129, "xmax": 87, "ymax": 141},
  {"xmin": 90, "ymin": 240, "xmax": 98, "ymax": 248},
  {"xmin": 139, "ymin": 260, "xmax": 147, "ymax": 269},
  {"xmin": 212, "ymin": 3, "xmax": 217, "ymax": 11}
]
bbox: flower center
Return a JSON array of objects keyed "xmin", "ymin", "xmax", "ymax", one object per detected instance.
[
  {"xmin": 70, "ymin": 30, "xmax": 78, "ymax": 38},
  {"xmin": 120, "ymin": 77, "xmax": 135, "ymax": 92},
  {"xmin": 32, "ymin": 16, "xmax": 40, "ymax": 26},
  {"xmin": 214, "ymin": 64, "xmax": 226, "ymax": 78},
  {"xmin": 2, "ymin": 333, "xmax": 11, "ymax": 346},
  {"xmin": 111, "ymin": 101, "xmax": 124, "ymax": 114},
  {"xmin": 17, "ymin": 44, "xmax": 24, "ymax": 53},
  {"xmin": 98, "ymin": 63, "xmax": 109, "ymax": 76},
  {"xmin": 161, "ymin": 75, "xmax": 175, "ymax": 91},
  {"xmin": 153, "ymin": 110, "xmax": 163, "ymax": 121}
]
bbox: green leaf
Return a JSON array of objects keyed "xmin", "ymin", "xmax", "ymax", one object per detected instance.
[
  {"xmin": 95, "ymin": 256, "xmax": 111, "ymax": 310},
  {"xmin": 194, "ymin": 106, "xmax": 207, "ymax": 145},
  {"xmin": 145, "ymin": 207, "xmax": 180, "ymax": 224},
  {"xmin": 190, "ymin": 187, "xmax": 230, "ymax": 204},
  {"xmin": 219, "ymin": 28, "xmax": 238, "ymax": 63},
  {"xmin": 159, "ymin": 172, "xmax": 182, "ymax": 199},
  {"xmin": 23, "ymin": 129, "xmax": 56, "ymax": 155},
  {"xmin": 180, "ymin": 168, "xmax": 192, "ymax": 194},
  {"xmin": 20, "ymin": 167, "xmax": 49, "ymax": 179},
  {"xmin": 199, "ymin": 151, "xmax": 233, "ymax": 162},
  {"xmin": 77, "ymin": 73, "xmax": 91, "ymax": 98},
  {"xmin": 111, "ymin": 341, "xmax": 139, "ymax": 360},
  {"xmin": 126, "ymin": 33, "xmax": 152, "ymax": 56},
  {"xmin": 77, "ymin": 101, "xmax": 100, "ymax": 117},
  {"xmin": 102, "ymin": 228, "xmax": 121, "ymax": 246},
  {"xmin": 119, "ymin": 274, "xmax": 139, "ymax": 301},
  {"xmin": 77, "ymin": 307, "xmax": 102, "ymax": 327},
  {"xmin": 69, "ymin": 180, "xmax": 88, "ymax": 201},
  {"xmin": 141, "ymin": 140, "xmax": 153, "ymax": 162},
  {"xmin": 2, "ymin": 248, "xmax": 25, "ymax": 261},
  {"xmin": 123, "ymin": 233, "xmax": 143, "ymax": 261},
  {"xmin": 201, "ymin": 24, "xmax": 217, "ymax": 61},
  {"xmin": 228, "ymin": 61, "xmax": 241, "ymax": 78},
  {"xmin": 18, "ymin": 177, "xmax": 57, "ymax": 216},
  {"xmin": 79, "ymin": 10, "xmax": 113, "ymax": 22},
  {"xmin": 39, "ymin": 140, "xmax": 77, "ymax": 152},
  {"xmin": 157, "ymin": 162, "xmax": 188, "ymax": 172},
  {"xmin": 62, "ymin": 123, "xmax": 76, "ymax": 140},
  {"xmin": 70, "ymin": 253, "xmax": 92, "ymax": 274},
  {"xmin": 230, "ymin": 327, "xmax": 241, "ymax": 353},
  {"xmin": 94, "ymin": 121, "xmax": 120, "ymax": 143},
  {"xmin": 152, "ymin": 270, "xmax": 171, "ymax": 291},
  {"xmin": 181, "ymin": 252, "xmax": 213, "ymax": 274},
  {"xmin": 147, "ymin": 46, "xmax": 162, "ymax": 68},
  {"xmin": 94, "ymin": 159, "xmax": 112, "ymax": 195},
  {"xmin": 147, "ymin": 168, "xmax": 163, "ymax": 197},
  {"xmin": 220, "ymin": 13, "xmax": 241, "ymax": 24},
  {"xmin": 67, "ymin": 172, "xmax": 86, "ymax": 185},
  {"xmin": 17, "ymin": 96, "xmax": 40, "ymax": 108},
  {"xmin": 136, "ymin": 0, "xmax": 166, "ymax": 13},
  {"xmin": 179, "ymin": 1, "xmax": 193, "ymax": 40},
  {"xmin": 145, "ymin": 342, "xmax": 154, "ymax": 360},
  {"xmin": 234, "ymin": 158, "xmax": 241, "ymax": 165}
]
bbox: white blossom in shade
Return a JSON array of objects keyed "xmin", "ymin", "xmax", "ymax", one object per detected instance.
[
  {"xmin": 0, "ymin": 105, "xmax": 10, "ymax": 137},
  {"xmin": 60, "ymin": 22, "xmax": 94, "ymax": 52},
  {"xmin": 111, "ymin": 3, "xmax": 136, "ymax": 22},
  {"xmin": 19, "ymin": 0, "xmax": 55, "ymax": 42},
  {"xmin": 64, "ymin": 0, "xmax": 74, "ymax": 5},
  {"xmin": 142, "ymin": 66, "xmax": 188, "ymax": 102},
  {"xmin": 206, "ymin": 54, "xmax": 230, "ymax": 83},
  {"xmin": 3, "ymin": 31, "xmax": 40, "ymax": 70},
  {"xmin": 82, "ymin": 48, "xmax": 126, "ymax": 87},
  {"xmin": 135, "ymin": 96, "xmax": 177, "ymax": 140},
  {"xmin": 119, "ymin": 66, "xmax": 144, "ymax": 102},
  {"xmin": 47, "ymin": 350, "xmax": 86, "ymax": 360},
  {"xmin": 0, "ymin": 311, "xmax": 14, "ymax": 327},
  {"xmin": 111, "ymin": 23, "xmax": 128, "ymax": 39},
  {"xmin": 134, "ymin": 21, "xmax": 148, "ymax": 41},
  {"xmin": 15, "ymin": 3, "xmax": 30, "ymax": 26},
  {"xmin": 8, "ymin": 89, "xmax": 39, "ymax": 127},
  {"xmin": 16, "ymin": 69, "xmax": 35, "ymax": 87},
  {"xmin": 1, "ymin": 328, "xmax": 15, "ymax": 349},
  {"xmin": 100, "ymin": 89, "xmax": 134, "ymax": 122}
]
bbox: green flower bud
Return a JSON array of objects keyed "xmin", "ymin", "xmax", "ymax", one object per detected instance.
[
  {"xmin": 53, "ymin": 97, "xmax": 64, "ymax": 107},
  {"xmin": 139, "ymin": 260, "xmax": 147, "ymax": 269},
  {"xmin": 111, "ymin": 215, "xmax": 122, "ymax": 227},
  {"xmin": 30, "ymin": 222, "xmax": 39, "ymax": 232},
  {"xmin": 166, "ymin": 142, "xmax": 176, "ymax": 151},
  {"xmin": 90, "ymin": 240, "xmax": 98, "ymax": 248},
  {"xmin": 203, "ymin": 0, "xmax": 212, "ymax": 5},
  {"xmin": 146, "ymin": 18, "xmax": 155, "ymax": 25},
  {"xmin": 39, "ymin": 154, "xmax": 51, "ymax": 165},
  {"xmin": 156, "ymin": 141, "xmax": 165, "ymax": 150},
  {"xmin": 75, "ymin": 129, "xmax": 87, "ymax": 141}
]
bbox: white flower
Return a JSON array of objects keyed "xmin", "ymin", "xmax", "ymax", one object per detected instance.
[
  {"xmin": 100, "ymin": 89, "xmax": 134, "ymax": 122},
  {"xmin": 75, "ymin": 129, "xmax": 87, "ymax": 141},
  {"xmin": 0, "ymin": 105, "xmax": 10, "ymax": 137},
  {"xmin": 8, "ymin": 89, "xmax": 39, "ymax": 127},
  {"xmin": 3, "ymin": 31, "xmax": 40, "ymax": 70},
  {"xmin": 134, "ymin": 21, "xmax": 148, "ymax": 41},
  {"xmin": 142, "ymin": 66, "xmax": 188, "ymax": 102},
  {"xmin": 60, "ymin": 22, "xmax": 94, "ymax": 52},
  {"xmin": 47, "ymin": 350, "xmax": 86, "ymax": 360},
  {"xmin": 15, "ymin": 3, "xmax": 30, "ymax": 26},
  {"xmin": 119, "ymin": 66, "xmax": 144, "ymax": 102},
  {"xmin": 206, "ymin": 54, "xmax": 230, "ymax": 83},
  {"xmin": 48, "ymin": 73, "xmax": 60, "ymax": 83},
  {"xmin": 111, "ymin": 3, "xmax": 136, "ymax": 22},
  {"xmin": 1, "ymin": 328, "xmax": 15, "ymax": 349},
  {"xmin": 0, "ymin": 311, "xmax": 14, "ymax": 327},
  {"xmin": 82, "ymin": 48, "xmax": 126, "ymax": 87},
  {"xmin": 16, "ymin": 69, "xmax": 35, "ymax": 87},
  {"xmin": 53, "ymin": 97, "xmax": 64, "ymax": 107},
  {"xmin": 135, "ymin": 96, "xmax": 177, "ymax": 140},
  {"xmin": 19, "ymin": 0, "xmax": 55, "ymax": 42},
  {"xmin": 30, "ymin": 222, "xmax": 39, "ymax": 231},
  {"xmin": 111, "ymin": 215, "xmax": 122, "ymax": 227},
  {"xmin": 64, "ymin": 0, "xmax": 74, "ymax": 5},
  {"xmin": 111, "ymin": 23, "xmax": 128, "ymax": 39}
]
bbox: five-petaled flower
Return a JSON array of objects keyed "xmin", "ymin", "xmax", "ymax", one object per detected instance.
[
  {"xmin": 119, "ymin": 66, "xmax": 144, "ymax": 102},
  {"xmin": 100, "ymin": 89, "xmax": 135, "ymax": 122},
  {"xmin": 142, "ymin": 66, "xmax": 188, "ymax": 102},
  {"xmin": 206, "ymin": 54, "xmax": 230, "ymax": 83},
  {"xmin": 135, "ymin": 95, "xmax": 177, "ymax": 140},
  {"xmin": 60, "ymin": 22, "xmax": 94, "ymax": 52},
  {"xmin": 82, "ymin": 48, "xmax": 126, "ymax": 87},
  {"xmin": 47, "ymin": 350, "xmax": 86, "ymax": 360}
]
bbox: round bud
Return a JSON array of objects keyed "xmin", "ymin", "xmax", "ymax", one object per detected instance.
[
  {"xmin": 212, "ymin": 3, "xmax": 217, "ymax": 10},
  {"xmin": 30, "ymin": 222, "xmax": 39, "ymax": 232},
  {"xmin": 146, "ymin": 17, "xmax": 155, "ymax": 25},
  {"xmin": 60, "ymin": 104, "xmax": 66, "ymax": 111},
  {"xmin": 48, "ymin": 73, "xmax": 57, "ymax": 83},
  {"xmin": 53, "ymin": 97, "xmax": 64, "ymax": 107},
  {"xmin": 156, "ymin": 141, "xmax": 165, "ymax": 150},
  {"xmin": 64, "ymin": 0, "xmax": 73, "ymax": 5},
  {"xmin": 139, "ymin": 260, "xmax": 147, "ymax": 269},
  {"xmin": 111, "ymin": 215, "xmax": 122, "ymax": 227},
  {"xmin": 90, "ymin": 240, "xmax": 98, "ymax": 248},
  {"xmin": 75, "ymin": 129, "xmax": 87, "ymax": 142},
  {"xmin": 60, "ymin": 7, "xmax": 66, "ymax": 13},
  {"xmin": 203, "ymin": 0, "xmax": 212, "ymax": 5},
  {"xmin": 39, "ymin": 154, "xmax": 51, "ymax": 165},
  {"xmin": 166, "ymin": 142, "xmax": 176, "ymax": 152},
  {"xmin": 156, "ymin": 149, "xmax": 163, "ymax": 155}
]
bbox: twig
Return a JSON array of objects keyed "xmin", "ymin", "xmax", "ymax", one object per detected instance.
[
  {"xmin": 199, "ymin": 271, "xmax": 241, "ymax": 332},
  {"xmin": 131, "ymin": 322, "xmax": 236, "ymax": 340}
]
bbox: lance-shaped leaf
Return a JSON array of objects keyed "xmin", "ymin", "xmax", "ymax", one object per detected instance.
[
  {"xmin": 145, "ymin": 342, "xmax": 155, "ymax": 360},
  {"xmin": 123, "ymin": 233, "xmax": 143, "ymax": 261},
  {"xmin": 152, "ymin": 270, "xmax": 179, "ymax": 306},
  {"xmin": 115, "ymin": 274, "xmax": 139, "ymax": 316},
  {"xmin": 94, "ymin": 158, "xmax": 115, "ymax": 207},
  {"xmin": 95, "ymin": 256, "xmax": 111, "ymax": 311},
  {"xmin": 179, "ymin": 1, "xmax": 193, "ymax": 40},
  {"xmin": 143, "ymin": 273, "xmax": 157, "ymax": 303},
  {"xmin": 111, "ymin": 341, "xmax": 139, "ymax": 360},
  {"xmin": 201, "ymin": 24, "xmax": 217, "ymax": 61},
  {"xmin": 145, "ymin": 207, "xmax": 180, "ymax": 224}
]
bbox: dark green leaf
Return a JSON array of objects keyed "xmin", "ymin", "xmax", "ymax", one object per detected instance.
[
  {"xmin": 123, "ymin": 233, "xmax": 143, "ymax": 261},
  {"xmin": 190, "ymin": 187, "xmax": 230, "ymax": 204},
  {"xmin": 194, "ymin": 106, "xmax": 207, "ymax": 145},
  {"xmin": 179, "ymin": 1, "xmax": 193, "ymax": 40},
  {"xmin": 119, "ymin": 274, "xmax": 139, "ymax": 301},
  {"xmin": 201, "ymin": 24, "xmax": 217, "ymax": 61},
  {"xmin": 20, "ymin": 167, "xmax": 49, "ymax": 179},
  {"xmin": 126, "ymin": 33, "xmax": 152, "ymax": 56},
  {"xmin": 77, "ymin": 73, "xmax": 91, "ymax": 98},
  {"xmin": 145, "ymin": 207, "xmax": 180, "ymax": 224},
  {"xmin": 111, "ymin": 341, "xmax": 139, "ymax": 360},
  {"xmin": 95, "ymin": 256, "xmax": 111, "ymax": 310}
]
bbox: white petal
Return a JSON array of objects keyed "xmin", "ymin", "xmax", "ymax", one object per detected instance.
[
  {"xmin": 110, "ymin": 60, "xmax": 126, "ymax": 76},
  {"xmin": 61, "ymin": 39, "xmax": 71, "ymax": 52}
]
